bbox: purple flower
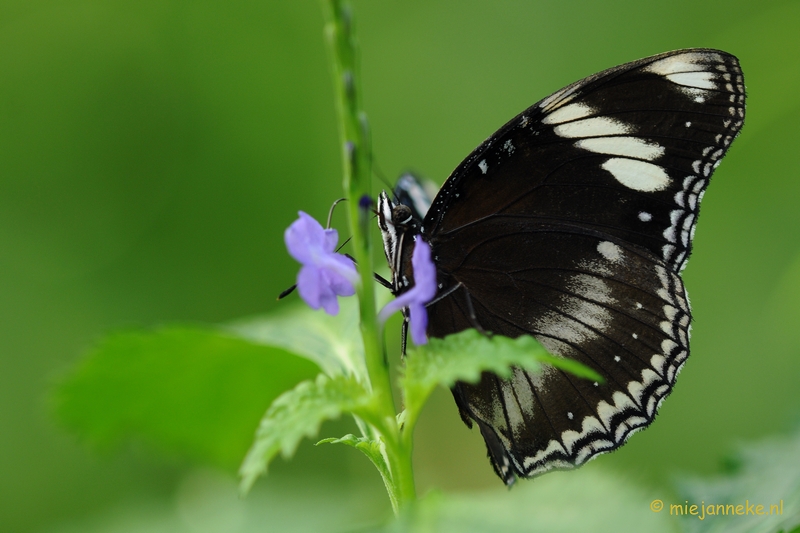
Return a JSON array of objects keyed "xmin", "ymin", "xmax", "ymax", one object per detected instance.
[
  {"xmin": 285, "ymin": 211, "xmax": 358, "ymax": 315},
  {"xmin": 379, "ymin": 237, "xmax": 437, "ymax": 345}
]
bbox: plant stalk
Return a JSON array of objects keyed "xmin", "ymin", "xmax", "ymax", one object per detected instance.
[{"xmin": 320, "ymin": 0, "xmax": 416, "ymax": 513}]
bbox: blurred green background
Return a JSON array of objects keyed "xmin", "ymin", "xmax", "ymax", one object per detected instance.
[{"xmin": 2, "ymin": 0, "xmax": 799, "ymax": 531}]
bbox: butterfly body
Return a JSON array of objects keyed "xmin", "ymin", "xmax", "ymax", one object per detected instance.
[{"xmin": 378, "ymin": 49, "xmax": 745, "ymax": 484}]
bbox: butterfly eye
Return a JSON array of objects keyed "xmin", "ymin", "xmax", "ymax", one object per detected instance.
[{"xmin": 392, "ymin": 205, "xmax": 414, "ymax": 226}]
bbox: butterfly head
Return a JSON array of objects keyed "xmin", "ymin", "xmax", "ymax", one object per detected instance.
[{"xmin": 378, "ymin": 191, "xmax": 426, "ymax": 295}]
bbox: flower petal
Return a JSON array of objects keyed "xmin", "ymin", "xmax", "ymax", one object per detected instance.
[
  {"xmin": 378, "ymin": 237, "xmax": 437, "ymax": 344},
  {"xmin": 317, "ymin": 277, "xmax": 341, "ymax": 315},
  {"xmin": 409, "ymin": 302, "xmax": 428, "ymax": 345},
  {"xmin": 285, "ymin": 211, "xmax": 327, "ymax": 264},
  {"xmin": 410, "ymin": 238, "xmax": 437, "ymax": 301},
  {"xmin": 319, "ymin": 251, "xmax": 359, "ymax": 289},
  {"xmin": 286, "ymin": 211, "xmax": 358, "ymax": 315},
  {"xmin": 323, "ymin": 228, "xmax": 339, "ymax": 253},
  {"xmin": 296, "ymin": 265, "xmax": 324, "ymax": 310},
  {"xmin": 377, "ymin": 297, "xmax": 405, "ymax": 324}
]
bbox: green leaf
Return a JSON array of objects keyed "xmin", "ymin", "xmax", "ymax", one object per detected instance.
[
  {"xmin": 401, "ymin": 330, "xmax": 602, "ymax": 427},
  {"xmin": 227, "ymin": 297, "xmax": 369, "ymax": 381},
  {"xmin": 317, "ymin": 434, "xmax": 391, "ymax": 486},
  {"xmin": 239, "ymin": 374, "xmax": 373, "ymax": 495},
  {"xmin": 676, "ymin": 429, "xmax": 800, "ymax": 533},
  {"xmin": 53, "ymin": 325, "xmax": 320, "ymax": 470}
]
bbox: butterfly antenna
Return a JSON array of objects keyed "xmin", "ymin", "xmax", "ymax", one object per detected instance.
[
  {"xmin": 278, "ymin": 284, "xmax": 297, "ymax": 300},
  {"xmin": 372, "ymin": 156, "xmax": 394, "ymax": 194},
  {"xmin": 327, "ymin": 197, "xmax": 347, "ymax": 229},
  {"xmin": 335, "ymin": 235, "xmax": 352, "ymax": 253}
]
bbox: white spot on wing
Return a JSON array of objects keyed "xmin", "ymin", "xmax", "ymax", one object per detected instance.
[
  {"xmin": 533, "ymin": 293, "xmax": 612, "ymax": 345},
  {"xmin": 553, "ymin": 116, "xmax": 630, "ymax": 138},
  {"xmin": 661, "ymin": 338, "xmax": 678, "ymax": 354},
  {"xmin": 522, "ymin": 439, "xmax": 567, "ymax": 468},
  {"xmin": 488, "ymin": 396, "xmax": 508, "ymax": 434},
  {"xmin": 601, "ymin": 158, "xmax": 671, "ymax": 192},
  {"xmin": 576, "ymin": 137, "xmax": 664, "ymax": 161},
  {"xmin": 596, "ymin": 401, "xmax": 616, "ymax": 428},
  {"xmin": 666, "ymin": 71, "xmax": 718, "ymax": 90},
  {"xmin": 597, "ymin": 241, "xmax": 622, "ymax": 262},
  {"xmin": 638, "ymin": 212, "xmax": 652, "ymax": 222},
  {"xmin": 568, "ymin": 274, "xmax": 616, "ymax": 304},
  {"xmin": 627, "ymin": 381, "xmax": 644, "ymax": 403},
  {"xmin": 527, "ymin": 364, "xmax": 557, "ymax": 396},
  {"xmin": 511, "ymin": 368, "xmax": 535, "ymax": 418},
  {"xmin": 644, "ymin": 53, "xmax": 708, "ymax": 75},
  {"xmin": 501, "ymin": 381, "xmax": 526, "ymax": 439},
  {"xmin": 651, "ymin": 354, "xmax": 666, "ymax": 375},
  {"xmin": 478, "ymin": 159, "xmax": 488, "ymax": 174},
  {"xmin": 541, "ymin": 102, "xmax": 594, "ymax": 125}
]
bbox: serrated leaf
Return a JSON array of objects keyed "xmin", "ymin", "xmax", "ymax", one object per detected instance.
[
  {"xmin": 402, "ymin": 330, "xmax": 601, "ymax": 424},
  {"xmin": 52, "ymin": 326, "xmax": 320, "ymax": 470},
  {"xmin": 239, "ymin": 374, "xmax": 373, "ymax": 495},
  {"xmin": 317, "ymin": 434, "xmax": 390, "ymax": 483},
  {"xmin": 227, "ymin": 297, "xmax": 368, "ymax": 381},
  {"xmin": 676, "ymin": 429, "xmax": 800, "ymax": 533}
]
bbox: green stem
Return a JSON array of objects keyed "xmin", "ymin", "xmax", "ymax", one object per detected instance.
[
  {"xmin": 320, "ymin": 0, "xmax": 416, "ymax": 513},
  {"xmin": 384, "ymin": 434, "xmax": 416, "ymax": 513}
]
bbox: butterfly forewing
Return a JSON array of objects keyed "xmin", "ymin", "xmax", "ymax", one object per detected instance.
[
  {"xmin": 383, "ymin": 49, "xmax": 744, "ymax": 484},
  {"xmin": 424, "ymin": 49, "xmax": 745, "ymax": 273}
]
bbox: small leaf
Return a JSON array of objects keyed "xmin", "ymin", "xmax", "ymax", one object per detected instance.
[
  {"xmin": 402, "ymin": 330, "xmax": 601, "ymax": 425},
  {"xmin": 228, "ymin": 298, "xmax": 368, "ymax": 381},
  {"xmin": 317, "ymin": 434, "xmax": 390, "ymax": 484},
  {"xmin": 239, "ymin": 374, "xmax": 373, "ymax": 495},
  {"xmin": 316, "ymin": 434, "xmax": 364, "ymax": 447},
  {"xmin": 53, "ymin": 326, "xmax": 321, "ymax": 470}
]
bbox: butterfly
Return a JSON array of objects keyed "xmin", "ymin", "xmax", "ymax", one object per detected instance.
[{"xmin": 377, "ymin": 49, "xmax": 745, "ymax": 484}]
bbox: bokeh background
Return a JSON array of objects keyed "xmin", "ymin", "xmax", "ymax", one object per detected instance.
[{"xmin": 2, "ymin": 0, "xmax": 799, "ymax": 531}]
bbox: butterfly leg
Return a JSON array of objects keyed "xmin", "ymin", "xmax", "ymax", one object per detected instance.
[
  {"xmin": 462, "ymin": 286, "xmax": 491, "ymax": 337},
  {"xmin": 400, "ymin": 313, "xmax": 409, "ymax": 356}
]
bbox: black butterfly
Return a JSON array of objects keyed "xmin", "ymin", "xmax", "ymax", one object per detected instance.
[{"xmin": 377, "ymin": 49, "xmax": 745, "ymax": 485}]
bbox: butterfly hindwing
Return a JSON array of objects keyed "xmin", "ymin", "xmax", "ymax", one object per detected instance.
[{"xmin": 431, "ymin": 228, "xmax": 690, "ymax": 481}]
